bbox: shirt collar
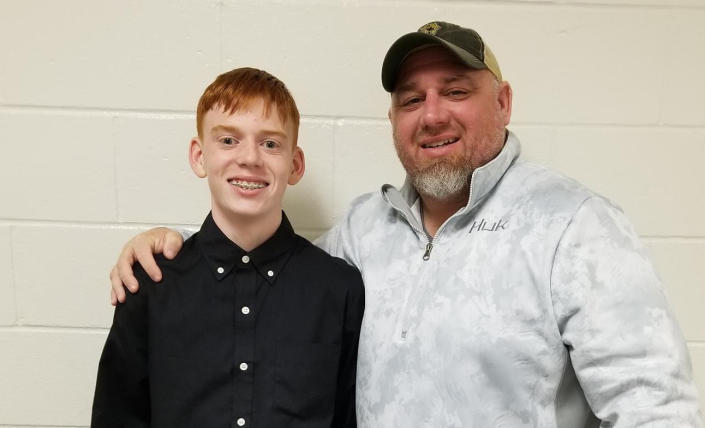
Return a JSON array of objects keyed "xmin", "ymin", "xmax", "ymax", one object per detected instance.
[{"xmin": 196, "ymin": 212, "xmax": 297, "ymax": 284}]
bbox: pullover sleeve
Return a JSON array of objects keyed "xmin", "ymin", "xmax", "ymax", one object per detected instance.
[
  {"xmin": 550, "ymin": 196, "xmax": 702, "ymax": 426},
  {"xmin": 314, "ymin": 192, "xmax": 378, "ymax": 270},
  {"xmin": 91, "ymin": 269, "xmax": 150, "ymax": 427},
  {"xmin": 315, "ymin": 219, "xmax": 359, "ymax": 269}
]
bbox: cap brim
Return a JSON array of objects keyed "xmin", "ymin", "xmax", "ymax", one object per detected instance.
[{"xmin": 382, "ymin": 32, "xmax": 487, "ymax": 92}]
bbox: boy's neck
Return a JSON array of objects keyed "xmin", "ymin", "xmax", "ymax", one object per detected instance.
[{"xmin": 210, "ymin": 208, "xmax": 282, "ymax": 252}]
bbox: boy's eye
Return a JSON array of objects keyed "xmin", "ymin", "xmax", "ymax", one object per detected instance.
[
  {"xmin": 220, "ymin": 137, "xmax": 236, "ymax": 145},
  {"xmin": 263, "ymin": 140, "xmax": 279, "ymax": 149}
]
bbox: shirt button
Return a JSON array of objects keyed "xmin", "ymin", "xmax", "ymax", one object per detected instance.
[
  {"xmin": 241, "ymin": 255, "xmax": 250, "ymax": 263},
  {"xmin": 267, "ymin": 270, "xmax": 274, "ymax": 277},
  {"xmin": 237, "ymin": 417, "xmax": 246, "ymax": 426},
  {"xmin": 241, "ymin": 306, "xmax": 250, "ymax": 315},
  {"xmin": 217, "ymin": 266, "xmax": 224, "ymax": 274},
  {"xmin": 239, "ymin": 362, "xmax": 248, "ymax": 371}
]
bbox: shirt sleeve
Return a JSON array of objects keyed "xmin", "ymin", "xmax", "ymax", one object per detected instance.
[
  {"xmin": 550, "ymin": 196, "xmax": 702, "ymax": 426},
  {"xmin": 314, "ymin": 218, "xmax": 360, "ymax": 269},
  {"xmin": 180, "ymin": 226, "xmax": 198, "ymax": 241},
  {"xmin": 91, "ymin": 268, "xmax": 151, "ymax": 426},
  {"xmin": 331, "ymin": 266, "xmax": 365, "ymax": 428}
]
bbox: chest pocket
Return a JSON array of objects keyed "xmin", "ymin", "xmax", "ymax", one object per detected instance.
[{"xmin": 274, "ymin": 340, "xmax": 341, "ymax": 419}]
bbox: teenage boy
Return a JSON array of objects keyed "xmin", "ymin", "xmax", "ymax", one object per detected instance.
[{"xmin": 91, "ymin": 67, "xmax": 364, "ymax": 428}]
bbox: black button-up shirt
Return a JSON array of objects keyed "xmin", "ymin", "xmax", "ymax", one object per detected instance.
[{"xmin": 92, "ymin": 213, "xmax": 364, "ymax": 428}]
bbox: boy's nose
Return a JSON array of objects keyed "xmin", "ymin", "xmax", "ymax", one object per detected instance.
[{"xmin": 237, "ymin": 141, "xmax": 263, "ymax": 167}]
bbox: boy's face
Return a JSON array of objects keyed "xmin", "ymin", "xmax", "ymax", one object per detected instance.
[{"xmin": 189, "ymin": 99, "xmax": 304, "ymax": 223}]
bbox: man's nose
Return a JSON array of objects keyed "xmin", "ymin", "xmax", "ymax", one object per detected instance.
[{"xmin": 421, "ymin": 93, "xmax": 450, "ymax": 129}]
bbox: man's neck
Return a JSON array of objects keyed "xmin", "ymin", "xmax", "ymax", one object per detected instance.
[
  {"xmin": 211, "ymin": 208, "xmax": 282, "ymax": 252},
  {"xmin": 420, "ymin": 189, "xmax": 469, "ymax": 237}
]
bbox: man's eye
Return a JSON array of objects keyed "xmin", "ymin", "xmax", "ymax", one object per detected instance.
[
  {"xmin": 221, "ymin": 137, "xmax": 236, "ymax": 145},
  {"xmin": 402, "ymin": 97, "xmax": 422, "ymax": 107},
  {"xmin": 447, "ymin": 89, "xmax": 468, "ymax": 98}
]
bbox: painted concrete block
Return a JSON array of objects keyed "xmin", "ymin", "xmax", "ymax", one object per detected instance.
[
  {"xmin": 661, "ymin": 10, "xmax": 705, "ymax": 126},
  {"xmin": 550, "ymin": 127, "xmax": 705, "ymax": 237},
  {"xmin": 647, "ymin": 239, "xmax": 705, "ymax": 342},
  {"xmin": 13, "ymin": 225, "xmax": 148, "ymax": 328},
  {"xmin": 283, "ymin": 119, "xmax": 337, "ymax": 230},
  {"xmin": 688, "ymin": 343, "xmax": 705, "ymax": 418},
  {"xmin": 220, "ymin": 1, "xmax": 408, "ymax": 119},
  {"xmin": 0, "ymin": 227, "xmax": 15, "ymax": 325},
  {"xmin": 0, "ymin": 329, "xmax": 107, "ymax": 425},
  {"xmin": 114, "ymin": 114, "xmax": 210, "ymax": 225},
  {"xmin": 498, "ymin": 5, "xmax": 667, "ymax": 125},
  {"xmin": 0, "ymin": 0, "xmax": 221, "ymax": 111},
  {"xmin": 0, "ymin": 111, "xmax": 116, "ymax": 222},
  {"xmin": 332, "ymin": 119, "xmax": 405, "ymax": 221}
]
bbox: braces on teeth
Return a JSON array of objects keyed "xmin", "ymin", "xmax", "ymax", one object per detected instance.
[{"xmin": 231, "ymin": 180, "xmax": 266, "ymax": 190}]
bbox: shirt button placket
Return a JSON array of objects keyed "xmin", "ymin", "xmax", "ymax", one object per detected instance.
[{"xmin": 233, "ymin": 254, "xmax": 255, "ymax": 426}]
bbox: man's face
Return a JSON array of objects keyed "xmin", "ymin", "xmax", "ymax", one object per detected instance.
[
  {"xmin": 190, "ymin": 100, "xmax": 304, "ymax": 223},
  {"xmin": 389, "ymin": 46, "xmax": 512, "ymax": 201}
]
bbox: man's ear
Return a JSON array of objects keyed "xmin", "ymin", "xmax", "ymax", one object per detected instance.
[
  {"xmin": 497, "ymin": 81, "xmax": 513, "ymax": 126},
  {"xmin": 288, "ymin": 146, "xmax": 306, "ymax": 185},
  {"xmin": 189, "ymin": 137, "xmax": 207, "ymax": 178}
]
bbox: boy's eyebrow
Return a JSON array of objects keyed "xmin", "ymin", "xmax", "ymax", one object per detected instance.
[{"xmin": 210, "ymin": 125, "xmax": 288, "ymax": 139}]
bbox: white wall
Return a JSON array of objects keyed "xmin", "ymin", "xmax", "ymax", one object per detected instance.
[{"xmin": 1, "ymin": 0, "xmax": 703, "ymax": 425}]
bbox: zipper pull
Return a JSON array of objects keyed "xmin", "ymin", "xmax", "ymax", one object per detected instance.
[{"xmin": 422, "ymin": 242, "xmax": 433, "ymax": 261}]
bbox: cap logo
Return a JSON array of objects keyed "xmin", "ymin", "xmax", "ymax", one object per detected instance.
[{"xmin": 418, "ymin": 22, "xmax": 441, "ymax": 36}]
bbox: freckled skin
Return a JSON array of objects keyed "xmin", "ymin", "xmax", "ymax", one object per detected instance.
[{"xmin": 189, "ymin": 99, "xmax": 305, "ymax": 246}]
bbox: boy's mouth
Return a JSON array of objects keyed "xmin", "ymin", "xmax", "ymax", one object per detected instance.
[{"xmin": 229, "ymin": 179, "xmax": 268, "ymax": 190}]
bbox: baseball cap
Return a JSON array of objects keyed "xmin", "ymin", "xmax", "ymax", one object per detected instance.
[{"xmin": 381, "ymin": 21, "xmax": 502, "ymax": 92}]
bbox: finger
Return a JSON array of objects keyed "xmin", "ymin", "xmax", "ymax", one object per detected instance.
[
  {"xmin": 110, "ymin": 287, "xmax": 117, "ymax": 306},
  {"xmin": 110, "ymin": 264, "xmax": 128, "ymax": 302},
  {"xmin": 162, "ymin": 230, "xmax": 184, "ymax": 259},
  {"xmin": 116, "ymin": 249, "xmax": 140, "ymax": 292},
  {"xmin": 134, "ymin": 246, "xmax": 162, "ymax": 282}
]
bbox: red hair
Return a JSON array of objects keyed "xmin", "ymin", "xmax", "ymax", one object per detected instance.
[{"xmin": 196, "ymin": 67, "xmax": 300, "ymax": 145}]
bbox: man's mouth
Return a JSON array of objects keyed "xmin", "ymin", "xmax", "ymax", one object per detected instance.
[
  {"xmin": 228, "ymin": 179, "xmax": 268, "ymax": 190},
  {"xmin": 421, "ymin": 137, "xmax": 459, "ymax": 149}
]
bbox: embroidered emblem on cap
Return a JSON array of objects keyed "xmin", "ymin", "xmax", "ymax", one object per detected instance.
[{"xmin": 418, "ymin": 22, "xmax": 441, "ymax": 35}]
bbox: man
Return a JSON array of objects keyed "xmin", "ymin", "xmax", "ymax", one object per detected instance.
[
  {"xmin": 109, "ymin": 22, "xmax": 702, "ymax": 426},
  {"xmin": 93, "ymin": 67, "xmax": 363, "ymax": 427}
]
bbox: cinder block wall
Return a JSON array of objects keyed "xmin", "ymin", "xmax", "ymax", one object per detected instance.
[{"xmin": 1, "ymin": 0, "xmax": 703, "ymax": 425}]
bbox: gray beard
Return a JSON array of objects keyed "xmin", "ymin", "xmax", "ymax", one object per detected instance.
[{"xmin": 410, "ymin": 161, "xmax": 473, "ymax": 201}]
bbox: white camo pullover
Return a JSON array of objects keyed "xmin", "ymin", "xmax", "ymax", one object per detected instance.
[{"xmin": 316, "ymin": 131, "xmax": 702, "ymax": 427}]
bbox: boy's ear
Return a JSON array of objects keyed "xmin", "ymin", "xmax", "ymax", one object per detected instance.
[
  {"xmin": 189, "ymin": 137, "xmax": 207, "ymax": 178},
  {"xmin": 288, "ymin": 146, "xmax": 305, "ymax": 185}
]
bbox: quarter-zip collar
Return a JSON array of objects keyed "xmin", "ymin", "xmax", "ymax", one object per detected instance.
[{"xmin": 382, "ymin": 130, "xmax": 521, "ymax": 231}]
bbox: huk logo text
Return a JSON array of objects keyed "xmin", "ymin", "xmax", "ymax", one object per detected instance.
[{"xmin": 469, "ymin": 218, "xmax": 508, "ymax": 234}]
